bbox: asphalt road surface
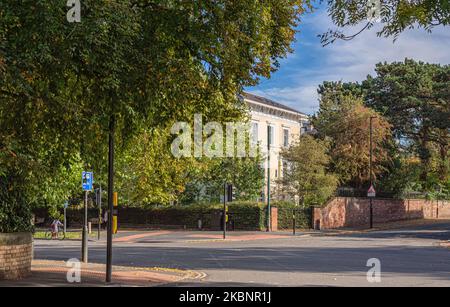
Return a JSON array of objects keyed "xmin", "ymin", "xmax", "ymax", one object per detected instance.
[{"xmin": 33, "ymin": 221, "xmax": 450, "ymax": 287}]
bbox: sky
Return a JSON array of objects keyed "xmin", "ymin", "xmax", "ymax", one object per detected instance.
[{"xmin": 246, "ymin": 5, "xmax": 450, "ymax": 115}]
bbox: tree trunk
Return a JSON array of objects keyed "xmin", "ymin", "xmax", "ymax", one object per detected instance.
[{"xmin": 419, "ymin": 126, "xmax": 431, "ymax": 183}]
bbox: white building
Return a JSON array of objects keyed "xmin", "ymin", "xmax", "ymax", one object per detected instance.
[{"xmin": 244, "ymin": 92, "xmax": 311, "ymax": 202}]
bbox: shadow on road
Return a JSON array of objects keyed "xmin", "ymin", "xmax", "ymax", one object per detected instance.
[{"xmin": 34, "ymin": 244, "xmax": 450, "ymax": 282}]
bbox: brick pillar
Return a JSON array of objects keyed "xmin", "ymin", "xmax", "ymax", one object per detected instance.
[
  {"xmin": 271, "ymin": 207, "xmax": 278, "ymax": 231},
  {"xmin": 313, "ymin": 207, "xmax": 322, "ymax": 230},
  {"xmin": 0, "ymin": 232, "xmax": 33, "ymax": 280}
]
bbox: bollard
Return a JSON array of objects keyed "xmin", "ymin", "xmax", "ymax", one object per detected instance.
[{"xmin": 88, "ymin": 222, "xmax": 92, "ymax": 234}]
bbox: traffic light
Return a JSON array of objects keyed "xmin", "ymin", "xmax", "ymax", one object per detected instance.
[
  {"xmin": 112, "ymin": 192, "xmax": 118, "ymax": 234},
  {"xmin": 227, "ymin": 184, "xmax": 236, "ymax": 202}
]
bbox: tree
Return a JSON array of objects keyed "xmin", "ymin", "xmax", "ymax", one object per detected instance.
[
  {"xmin": 313, "ymin": 93, "xmax": 392, "ymax": 187},
  {"xmin": 1, "ymin": 1, "xmax": 310, "ymax": 229},
  {"xmin": 278, "ymin": 135, "xmax": 338, "ymax": 206},
  {"xmin": 363, "ymin": 59, "xmax": 449, "ymax": 185},
  {"xmin": 184, "ymin": 156, "xmax": 265, "ymax": 204},
  {"xmin": 179, "ymin": 133, "xmax": 265, "ymax": 204},
  {"xmin": 320, "ymin": 0, "xmax": 450, "ymax": 45},
  {"xmin": 116, "ymin": 128, "xmax": 206, "ymax": 206},
  {"xmin": 313, "ymin": 81, "xmax": 365, "ymax": 139}
]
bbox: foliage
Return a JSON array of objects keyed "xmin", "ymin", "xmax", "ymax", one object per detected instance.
[
  {"xmin": 37, "ymin": 201, "xmax": 269, "ymax": 231},
  {"xmin": 313, "ymin": 92, "xmax": 393, "ymax": 187},
  {"xmin": 276, "ymin": 207, "xmax": 312, "ymax": 230},
  {"xmin": 363, "ymin": 59, "xmax": 449, "ymax": 188},
  {"xmin": 181, "ymin": 156, "xmax": 265, "ymax": 204},
  {"xmin": 314, "ymin": 60, "xmax": 449, "ymax": 198},
  {"xmin": 320, "ymin": 0, "xmax": 450, "ymax": 45},
  {"xmin": 0, "ymin": 177, "xmax": 33, "ymax": 233},
  {"xmin": 115, "ymin": 128, "xmax": 201, "ymax": 206},
  {"xmin": 1, "ymin": 0, "xmax": 309, "ymax": 229},
  {"xmin": 278, "ymin": 135, "xmax": 339, "ymax": 206}
]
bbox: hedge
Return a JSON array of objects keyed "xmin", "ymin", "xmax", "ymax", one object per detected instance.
[
  {"xmin": 32, "ymin": 201, "xmax": 313, "ymax": 231},
  {"xmin": 33, "ymin": 202, "xmax": 268, "ymax": 231},
  {"xmin": 274, "ymin": 203, "xmax": 313, "ymax": 230},
  {"xmin": 0, "ymin": 181, "xmax": 34, "ymax": 233}
]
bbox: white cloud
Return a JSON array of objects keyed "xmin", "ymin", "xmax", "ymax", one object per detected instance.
[{"xmin": 248, "ymin": 10, "xmax": 450, "ymax": 115}]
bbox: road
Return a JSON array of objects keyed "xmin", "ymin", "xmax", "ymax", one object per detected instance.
[{"xmin": 33, "ymin": 221, "xmax": 450, "ymax": 287}]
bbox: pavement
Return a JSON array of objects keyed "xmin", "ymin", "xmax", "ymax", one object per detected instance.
[
  {"xmin": 2, "ymin": 219, "xmax": 449, "ymax": 287},
  {"xmin": 1, "ymin": 260, "xmax": 198, "ymax": 287}
]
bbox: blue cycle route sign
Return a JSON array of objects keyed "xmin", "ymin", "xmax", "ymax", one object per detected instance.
[{"xmin": 82, "ymin": 171, "xmax": 93, "ymax": 191}]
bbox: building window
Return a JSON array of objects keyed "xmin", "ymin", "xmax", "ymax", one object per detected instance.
[
  {"xmin": 251, "ymin": 122, "xmax": 259, "ymax": 145},
  {"xmin": 301, "ymin": 121, "xmax": 310, "ymax": 134},
  {"xmin": 283, "ymin": 129, "xmax": 289, "ymax": 147},
  {"xmin": 268, "ymin": 125, "xmax": 274, "ymax": 146},
  {"xmin": 282, "ymin": 161, "xmax": 288, "ymax": 176}
]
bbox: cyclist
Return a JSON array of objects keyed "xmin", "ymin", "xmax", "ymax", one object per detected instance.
[{"xmin": 50, "ymin": 219, "xmax": 64, "ymax": 239}]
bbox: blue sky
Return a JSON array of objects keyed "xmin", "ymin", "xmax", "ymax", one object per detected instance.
[{"xmin": 246, "ymin": 5, "xmax": 450, "ymax": 115}]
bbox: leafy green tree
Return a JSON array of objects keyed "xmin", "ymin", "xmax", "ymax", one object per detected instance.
[
  {"xmin": 314, "ymin": 61, "xmax": 448, "ymax": 196},
  {"xmin": 313, "ymin": 92, "xmax": 392, "ymax": 187},
  {"xmin": 189, "ymin": 156, "xmax": 265, "ymax": 203},
  {"xmin": 116, "ymin": 128, "xmax": 204, "ymax": 206},
  {"xmin": 1, "ymin": 0, "xmax": 309, "ymax": 229},
  {"xmin": 363, "ymin": 59, "xmax": 449, "ymax": 185},
  {"xmin": 321, "ymin": 0, "xmax": 450, "ymax": 45},
  {"xmin": 278, "ymin": 135, "xmax": 338, "ymax": 206},
  {"xmin": 313, "ymin": 81, "xmax": 365, "ymax": 139}
]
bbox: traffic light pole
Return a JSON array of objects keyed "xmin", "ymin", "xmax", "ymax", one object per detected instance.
[
  {"xmin": 106, "ymin": 114, "xmax": 115, "ymax": 283},
  {"xmin": 81, "ymin": 190, "xmax": 88, "ymax": 263}
]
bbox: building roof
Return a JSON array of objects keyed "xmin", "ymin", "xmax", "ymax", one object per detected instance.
[{"xmin": 243, "ymin": 92, "xmax": 307, "ymax": 117}]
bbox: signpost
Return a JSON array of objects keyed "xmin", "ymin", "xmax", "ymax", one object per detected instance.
[
  {"xmin": 368, "ymin": 116, "xmax": 376, "ymax": 229},
  {"xmin": 81, "ymin": 171, "xmax": 93, "ymax": 263},
  {"xmin": 368, "ymin": 185, "xmax": 376, "ymax": 229},
  {"xmin": 82, "ymin": 171, "xmax": 93, "ymax": 191}
]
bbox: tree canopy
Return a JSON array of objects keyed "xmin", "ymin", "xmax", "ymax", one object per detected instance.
[
  {"xmin": 320, "ymin": 0, "xmax": 450, "ymax": 45},
  {"xmin": 1, "ymin": 0, "xmax": 310, "ymax": 229},
  {"xmin": 313, "ymin": 90, "xmax": 392, "ymax": 188},
  {"xmin": 278, "ymin": 134, "xmax": 338, "ymax": 206},
  {"xmin": 363, "ymin": 59, "xmax": 449, "ymax": 187},
  {"xmin": 312, "ymin": 60, "xmax": 449, "ymax": 197}
]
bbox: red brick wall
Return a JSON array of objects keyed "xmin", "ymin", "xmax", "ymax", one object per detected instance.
[
  {"xmin": 314, "ymin": 198, "xmax": 450, "ymax": 230},
  {"xmin": 0, "ymin": 233, "xmax": 33, "ymax": 280}
]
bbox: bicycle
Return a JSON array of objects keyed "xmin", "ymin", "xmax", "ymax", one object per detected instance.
[{"xmin": 44, "ymin": 228, "xmax": 66, "ymax": 240}]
